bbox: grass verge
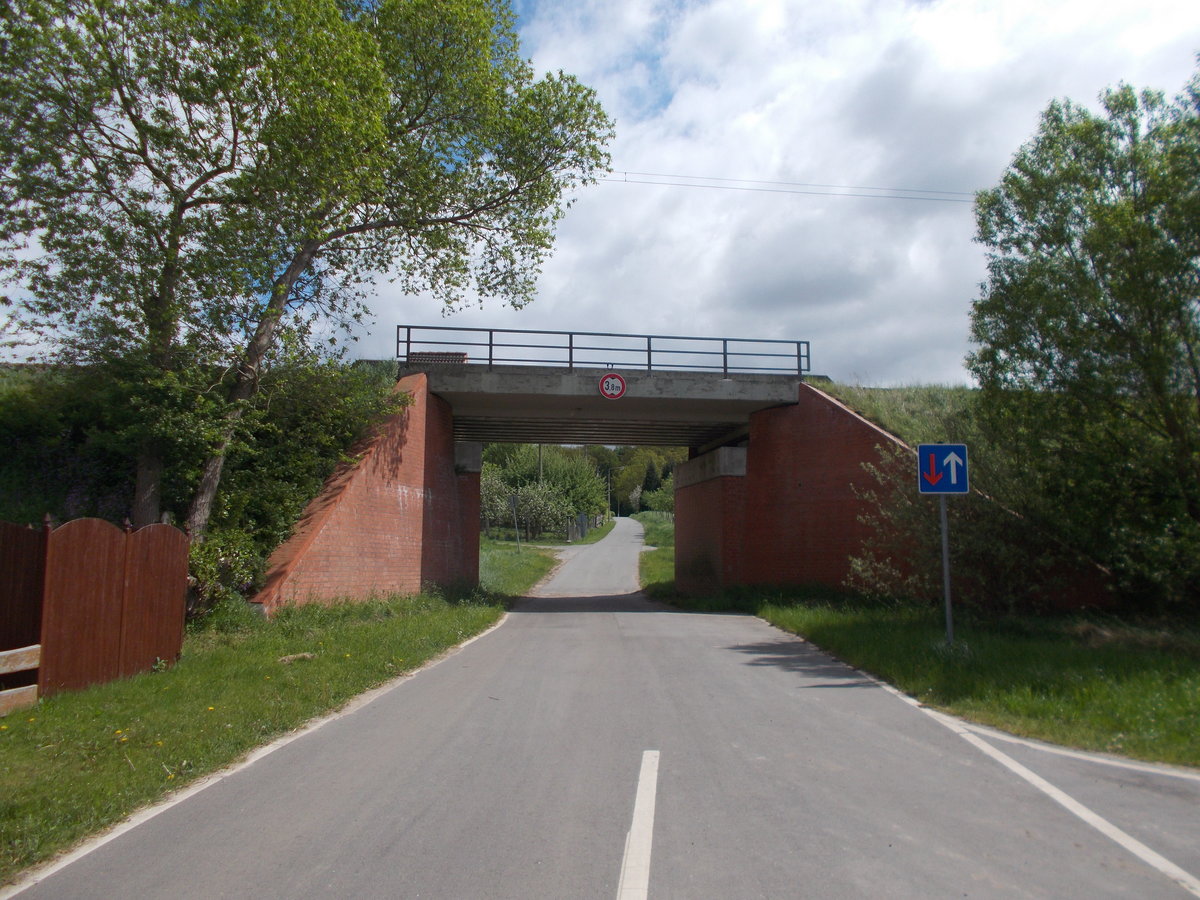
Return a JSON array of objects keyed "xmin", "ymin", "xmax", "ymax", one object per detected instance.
[
  {"xmin": 632, "ymin": 512, "xmax": 674, "ymax": 599},
  {"xmin": 760, "ymin": 599, "xmax": 1200, "ymax": 768},
  {"xmin": 482, "ymin": 517, "xmax": 616, "ymax": 548},
  {"xmin": 634, "ymin": 514, "xmax": 1199, "ymax": 768},
  {"xmin": 1, "ymin": 538, "xmax": 557, "ymax": 886},
  {"xmin": 479, "ymin": 536, "xmax": 560, "ymax": 594}
]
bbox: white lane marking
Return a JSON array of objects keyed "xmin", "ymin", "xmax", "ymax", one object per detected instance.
[
  {"xmin": 617, "ymin": 750, "xmax": 660, "ymax": 900},
  {"xmin": 959, "ymin": 723, "xmax": 1200, "ymax": 783},
  {"xmin": 0, "ymin": 614, "xmax": 510, "ymax": 899},
  {"xmin": 869, "ymin": 681, "xmax": 1200, "ymax": 896},
  {"xmin": 958, "ymin": 729, "xmax": 1200, "ymax": 897},
  {"xmin": 872, "ymin": 678, "xmax": 1200, "ymax": 782}
]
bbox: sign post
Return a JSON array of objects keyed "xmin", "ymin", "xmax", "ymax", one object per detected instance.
[{"xmin": 917, "ymin": 444, "xmax": 968, "ymax": 645}]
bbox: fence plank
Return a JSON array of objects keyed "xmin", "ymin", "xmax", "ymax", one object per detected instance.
[
  {"xmin": 120, "ymin": 524, "xmax": 188, "ymax": 677},
  {"xmin": 39, "ymin": 519, "xmax": 126, "ymax": 696},
  {"xmin": 0, "ymin": 685, "xmax": 38, "ymax": 716},
  {"xmin": 0, "ymin": 644, "xmax": 40, "ymax": 676}
]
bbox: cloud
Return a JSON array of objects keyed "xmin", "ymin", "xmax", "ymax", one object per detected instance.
[{"xmin": 359, "ymin": 0, "xmax": 1200, "ymax": 386}]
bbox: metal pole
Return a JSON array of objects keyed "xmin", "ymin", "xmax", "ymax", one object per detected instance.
[
  {"xmin": 510, "ymin": 495, "xmax": 521, "ymax": 552},
  {"xmin": 488, "ymin": 330, "xmax": 494, "ymax": 369},
  {"xmin": 940, "ymin": 494, "xmax": 954, "ymax": 645},
  {"xmin": 722, "ymin": 339, "xmax": 729, "ymax": 376},
  {"xmin": 646, "ymin": 335, "xmax": 653, "ymax": 371}
]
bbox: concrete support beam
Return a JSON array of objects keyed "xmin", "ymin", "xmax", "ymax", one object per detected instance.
[
  {"xmin": 454, "ymin": 441, "xmax": 483, "ymax": 473},
  {"xmin": 675, "ymin": 448, "xmax": 747, "ymax": 594}
]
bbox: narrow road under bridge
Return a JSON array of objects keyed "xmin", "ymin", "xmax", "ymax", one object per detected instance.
[{"xmin": 254, "ymin": 326, "xmax": 899, "ymax": 610}]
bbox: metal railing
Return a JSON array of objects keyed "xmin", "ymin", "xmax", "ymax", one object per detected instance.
[{"xmin": 396, "ymin": 325, "xmax": 810, "ymax": 375}]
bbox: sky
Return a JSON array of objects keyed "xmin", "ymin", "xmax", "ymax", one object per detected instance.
[{"xmin": 365, "ymin": 0, "xmax": 1200, "ymax": 385}]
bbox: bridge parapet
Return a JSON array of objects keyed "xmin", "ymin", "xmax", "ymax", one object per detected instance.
[{"xmin": 397, "ymin": 325, "xmax": 810, "ymax": 376}]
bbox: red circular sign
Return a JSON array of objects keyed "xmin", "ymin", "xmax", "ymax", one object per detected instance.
[{"xmin": 599, "ymin": 372, "xmax": 627, "ymax": 400}]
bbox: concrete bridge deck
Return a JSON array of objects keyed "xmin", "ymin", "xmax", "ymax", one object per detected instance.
[{"xmin": 402, "ymin": 363, "xmax": 806, "ymax": 449}]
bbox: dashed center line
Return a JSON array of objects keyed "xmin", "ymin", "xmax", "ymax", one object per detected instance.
[{"xmin": 617, "ymin": 750, "xmax": 660, "ymax": 900}]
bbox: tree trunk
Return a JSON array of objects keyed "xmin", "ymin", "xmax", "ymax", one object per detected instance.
[
  {"xmin": 184, "ymin": 434, "xmax": 237, "ymax": 537},
  {"xmin": 183, "ymin": 241, "xmax": 320, "ymax": 539}
]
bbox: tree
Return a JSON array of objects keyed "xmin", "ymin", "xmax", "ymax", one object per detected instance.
[
  {"xmin": 643, "ymin": 473, "xmax": 674, "ymax": 513},
  {"xmin": 640, "ymin": 461, "xmax": 661, "ymax": 499},
  {"xmin": 1, "ymin": 0, "xmax": 613, "ymax": 533},
  {"xmin": 479, "ymin": 461, "xmax": 513, "ymax": 535},
  {"xmin": 482, "ymin": 443, "xmax": 605, "ymax": 519},
  {"xmin": 1, "ymin": 0, "xmax": 390, "ymax": 525},
  {"xmin": 513, "ymin": 480, "xmax": 570, "ymax": 540},
  {"xmin": 968, "ymin": 66, "xmax": 1200, "ymax": 607}
]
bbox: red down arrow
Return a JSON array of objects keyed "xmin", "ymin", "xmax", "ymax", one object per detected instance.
[{"xmin": 922, "ymin": 452, "xmax": 943, "ymax": 486}]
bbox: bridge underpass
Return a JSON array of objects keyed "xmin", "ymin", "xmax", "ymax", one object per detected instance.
[{"xmin": 253, "ymin": 328, "xmax": 905, "ymax": 611}]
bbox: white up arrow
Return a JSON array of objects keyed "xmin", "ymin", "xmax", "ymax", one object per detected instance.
[{"xmin": 943, "ymin": 451, "xmax": 964, "ymax": 485}]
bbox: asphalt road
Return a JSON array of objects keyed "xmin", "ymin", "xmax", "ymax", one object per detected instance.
[{"xmin": 9, "ymin": 517, "xmax": 1200, "ymax": 898}]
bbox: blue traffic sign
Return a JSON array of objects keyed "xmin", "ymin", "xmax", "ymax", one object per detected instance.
[{"xmin": 917, "ymin": 444, "xmax": 969, "ymax": 494}]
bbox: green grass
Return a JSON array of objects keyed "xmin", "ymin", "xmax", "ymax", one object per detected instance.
[
  {"xmin": 759, "ymin": 599, "xmax": 1200, "ymax": 767},
  {"xmin": 479, "ymin": 536, "xmax": 559, "ymax": 595},
  {"xmin": 632, "ymin": 512, "xmax": 675, "ymax": 599},
  {"xmin": 483, "ymin": 517, "xmax": 616, "ymax": 547},
  {"xmin": 818, "ymin": 382, "xmax": 976, "ymax": 445},
  {"xmin": 1, "ymin": 540, "xmax": 559, "ymax": 886}
]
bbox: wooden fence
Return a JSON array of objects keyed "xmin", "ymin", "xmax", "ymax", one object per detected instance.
[{"xmin": 0, "ymin": 518, "xmax": 188, "ymax": 714}]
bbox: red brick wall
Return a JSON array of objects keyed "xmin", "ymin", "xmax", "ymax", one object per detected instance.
[
  {"xmin": 739, "ymin": 384, "xmax": 905, "ymax": 589},
  {"xmin": 253, "ymin": 374, "xmax": 479, "ymax": 613}
]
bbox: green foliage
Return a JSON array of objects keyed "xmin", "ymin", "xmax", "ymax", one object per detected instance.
[
  {"xmin": 513, "ymin": 480, "xmax": 572, "ymax": 539},
  {"xmin": 643, "ymin": 473, "xmax": 675, "ymax": 513},
  {"xmin": 607, "ymin": 446, "xmax": 687, "ymax": 514},
  {"xmin": 823, "ymin": 383, "xmax": 1120, "ymax": 614},
  {"xmin": 480, "ymin": 444, "xmax": 607, "ymax": 537},
  {"xmin": 1, "ymin": 0, "xmax": 613, "ymax": 531},
  {"xmin": 0, "ymin": 366, "xmax": 131, "ymax": 523},
  {"xmin": 206, "ymin": 357, "xmax": 405, "ymax": 551},
  {"xmin": 632, "ymin": 511, "xmax": 675, "ymax": 598},
  {"xmin": 0, "ymin": 359, "xmax": 402, "ymax": 616},
  {"xmin": 187, "ymin": 530, "xmax": 265, "ymax": 625},
  {"xmin": 478, "ymin": 536, "xmax": 557, "ymax": 596},
  {"xmin": 633, "ymin": 511, "xmax": 675, "ymax": 549},
  {"xmin": 969, "ymin": 68, "xmax": 1200, "ymax": 610},
  {"xmin": 479, "ymin": 461, "xmax": 512, "ymax": 534}
]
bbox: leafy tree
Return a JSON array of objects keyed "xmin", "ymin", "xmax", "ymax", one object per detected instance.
[
  {"xmin": 969, "ymin": 67, "xmax": 1200, "ymax": 607},
  {"xmin": 0, "ymin": 0, "xmax": 612, "ymax": 533},
  {"xmin": 643, "ymin": 473, "xmax": 675, "ymax": 513},
  {"xmin": 641, "ymin": 461, "xmax": 662, "ymax": 498},
  {"xmin": 513, "ymin": 480, "xmax": 570, "ymax": 540},
  {"xmin": 609, "ymin": 447, "xmax": 687, "ymax": 514},
  {"xmin": 1, "ymin": 0, "xmax": 390, "ymax": 525},
  {"xmin": 479, "ymin": 461, "xmax": 513, "ymax": 535},
  {"xmin": 482, "ymin": 443, "xmax": 606, "ymax": 520}
]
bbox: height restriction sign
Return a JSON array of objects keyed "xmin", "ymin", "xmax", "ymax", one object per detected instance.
[
  {"xmin": 917, "ymin": 444, "xmax": 969, "ymax": 494},
  {"xmin": 599, "ymin": 373, "xmax": 627, "ymax": 400}
]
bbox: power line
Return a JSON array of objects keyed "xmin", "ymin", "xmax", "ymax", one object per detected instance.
[{"xmin": 602, "ymin": 170, "xmax": 977, "ymax": 203}]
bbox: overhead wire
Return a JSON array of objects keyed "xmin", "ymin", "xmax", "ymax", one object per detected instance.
[{"xmin": 601, "ymin": 170, "xmax": 977, "ymax": 203}]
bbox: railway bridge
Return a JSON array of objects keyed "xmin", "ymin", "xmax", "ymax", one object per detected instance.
[{"xmin": 254, "ymin": 327, "xmax": 903, "ymax": 610}]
